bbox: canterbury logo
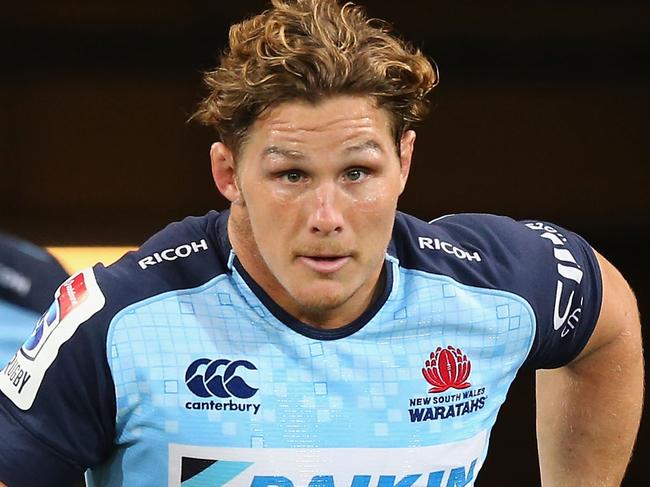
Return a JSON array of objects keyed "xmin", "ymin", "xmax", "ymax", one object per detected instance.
[{"xmin": 185, "ymin": 358, "xmax": 258, "ymax": 399}]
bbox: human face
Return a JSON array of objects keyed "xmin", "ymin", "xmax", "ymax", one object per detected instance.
[{"xmin": 211, "ymin": 95, "xmax": 415, "ymax": 328}]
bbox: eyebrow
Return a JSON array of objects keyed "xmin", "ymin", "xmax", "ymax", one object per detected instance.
[
  {"xmin": 343, "ymin": 140, "xmax": 384, "ymax": 155},
  {"xmin": 263, "ymin": 140, "xmax": 384, "ymax": 161},
  {"xmin": 263, "ymin": 146, "xmax": 305, "ymax": 161}
]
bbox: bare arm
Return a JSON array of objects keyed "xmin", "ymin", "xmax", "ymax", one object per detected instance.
[{"xmin": 536, "ymin": 251, "xmax": 644, "ymax": 486}]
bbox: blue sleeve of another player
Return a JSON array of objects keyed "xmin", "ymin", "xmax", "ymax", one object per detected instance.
[
  {"xmin": 520, "ymin": 221, "xmax": 603, "ymax": 369},
  {"xmin": 0, "ymin": 232, "xmax": 69, "ymax": 314}
]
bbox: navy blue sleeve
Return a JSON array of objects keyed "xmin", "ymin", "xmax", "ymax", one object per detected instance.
[
  {"xmin": 0, "ymin": 409, "xmax": 83, "ymax": 486},
  {"xmin": 518, "ymin": 220, "xmax": 603, "ymax": 369}
]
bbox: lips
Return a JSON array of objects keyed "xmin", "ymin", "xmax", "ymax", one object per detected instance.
[{"xmin": 298, "ymin": 255, "xmax": 351, "ymax": 274}]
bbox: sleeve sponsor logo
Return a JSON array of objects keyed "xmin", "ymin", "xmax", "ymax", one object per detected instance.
[
  {"xmin": 168, "ymin": 438, "xmax": 486, "ymax": 487},
  {"xmin": 138, "ymin": 239, "xmax": 209, "ymax": 269},
  {"xmin": 418, "ymin": 237, "xmax": 481, "ymax": 263},
  {"xmin": 525, "ymin": 222, "xmax": 584, "ymax": 338},
  {"xmin": 0, "ymin": 268, "xmax": 105, "ymax": 410}
]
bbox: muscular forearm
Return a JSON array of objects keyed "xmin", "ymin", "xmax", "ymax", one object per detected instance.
[{"xmin": 536, "ymin": 326, "xmax": 644, "ymax": 486}]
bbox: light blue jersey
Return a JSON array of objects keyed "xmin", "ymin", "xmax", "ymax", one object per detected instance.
[{"xmin": 0, "ymin": 211, "xmax": 602, "ymax": 487}]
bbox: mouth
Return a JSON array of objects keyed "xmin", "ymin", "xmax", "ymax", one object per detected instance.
[{"xmin": 298, "ymin": 255, "xmax": 351, "ymax": 274}]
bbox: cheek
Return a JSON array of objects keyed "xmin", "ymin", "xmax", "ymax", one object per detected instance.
[
  {"xmin": 247, "ymin": 180, "xmax": 305, "ymax": 216},
  {"xmin": 353, "ymin": 193, "xmax": 397, "ymax": 215},
  {"xmin": 243, "ymin": 181, "xmax": 294, "ymax": 224},
  {"xmin": 242, "ymin": 186, "xmax": 300, "ymax": 261},
  {"xmin": 267, "ymin": 184, "xmax": 304, "ymax": 205},
  {"xmin": 349, "ymin": 187, "xmax": 398, "ymax": 248},
  {"xmin": 351, "ymin": 178, "xmax": 401, "ymax": 217}
]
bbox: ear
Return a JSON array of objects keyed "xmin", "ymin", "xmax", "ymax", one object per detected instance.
[
  {"xmin": 210, "ymin": 142, "xmax": 241, "ymax": 203},
  {"xmin": 398, "ymin": 130, "xmax": 416, "ymax": 194}
]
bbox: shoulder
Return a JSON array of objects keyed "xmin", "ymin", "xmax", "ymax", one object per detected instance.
[
  {"xmin": 392, "ymin": 209, "xmax": 600, "ymax": 301},
  {"xmin": 392, "ymin": 212, "xmax": 551, "ymax": 282},
  {"xmin": 0, "ymin": 211, "xmax": 233, "ymax": 474},
  {"xmin": 392, "ymin": 212, "xmax": 604, "ymax": 368},
  {"xmin": 0, "ymin": 210, "xmax": 231, "ymax": 411},
  {"xmin": 94, "ymin": 210, "xmax": 230, "ymax": 318}
]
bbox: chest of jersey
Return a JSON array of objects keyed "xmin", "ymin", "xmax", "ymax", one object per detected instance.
[{"xmin": 98, "ymin": 265, "xmax": 535, "ymax": 486}]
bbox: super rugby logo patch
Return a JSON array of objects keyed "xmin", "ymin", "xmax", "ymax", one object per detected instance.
[
  {"xmin": 20, "ymin": 272, "xmax": 88, "ymax": 361},
  {"xmin": 0, "ymin": 268, "xmax": 105, "ymax": 410}
]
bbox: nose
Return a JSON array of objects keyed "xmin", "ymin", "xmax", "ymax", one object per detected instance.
[{"xmin": 307, "ymin": 183, "xmax": 344, "ymax": 235}]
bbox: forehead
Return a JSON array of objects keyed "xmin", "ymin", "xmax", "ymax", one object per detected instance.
[{"xmin": 242, "ymin": 96, "xmax": 395, "ymax": 155}]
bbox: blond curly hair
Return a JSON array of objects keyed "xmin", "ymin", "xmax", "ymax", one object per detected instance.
[{"xmin": 194, "ymin": 0, "xmax": 438, "ymax": 154}]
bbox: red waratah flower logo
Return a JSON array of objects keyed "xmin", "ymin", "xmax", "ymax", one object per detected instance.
[{"xmin": 422, "ymin": 346, "xmax": 472, "ymax": 393}]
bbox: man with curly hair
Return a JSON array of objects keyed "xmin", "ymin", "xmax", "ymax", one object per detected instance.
[{"xmin": 0, "ymin": 1, "xmax": 642, "ymax": 486}]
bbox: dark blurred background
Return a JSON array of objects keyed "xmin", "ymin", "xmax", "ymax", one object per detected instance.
[{"xmin": 1, "ymin": 1, "xmax": 647, "ymax": 485}]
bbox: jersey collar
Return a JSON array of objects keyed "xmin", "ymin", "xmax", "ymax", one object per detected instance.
[{"xmin": 215, "ymin": 209, "xmax": 395, "ymax": 340}]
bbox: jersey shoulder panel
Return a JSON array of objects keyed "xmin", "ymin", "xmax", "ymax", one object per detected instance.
[
  {"xmin": 97, "ymin": 210, "xmax": 229, "ymax": 310},
  {"xmin": 392, "ymin": 212, "xmax": 603, "ymax": 369}
]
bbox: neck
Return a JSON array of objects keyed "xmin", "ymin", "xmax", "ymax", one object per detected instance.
[{"xmin": 227, "ymin": 209, "xmax": 385, "ymax": 329}]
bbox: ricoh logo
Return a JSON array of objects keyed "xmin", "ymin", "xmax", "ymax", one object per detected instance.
[
  {"xmin": 138, "ymin": 239, "xmax": 208, "ymax": 269},
  {"xmin": 525, "ymin": 222, "xmax": 583, "ymax": 338},
  {"xmin": 184, "ymin": 358, "xmax": 260, "ymax": 414},
  {"xmin": 418, "ymin": 237, "xmax": 481, "ymax": 263}
]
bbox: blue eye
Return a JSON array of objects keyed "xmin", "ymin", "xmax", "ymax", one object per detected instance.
[
  {"xmin": 345, "ymin": 169, "xmax": 366, "ymax": 181},
  {"xmin": 283, "ymin": 171, "xmax": 302, "ymax": 183}
]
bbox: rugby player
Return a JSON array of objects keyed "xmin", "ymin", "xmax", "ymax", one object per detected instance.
[{"xmin": 0, "ymin": 1, "xmax": 643, "ymax": 486}]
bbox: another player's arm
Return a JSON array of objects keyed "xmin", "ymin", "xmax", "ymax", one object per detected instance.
[{"xmin": 536, "ymin": 251, "xmax": 644, "ymax": 486}]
